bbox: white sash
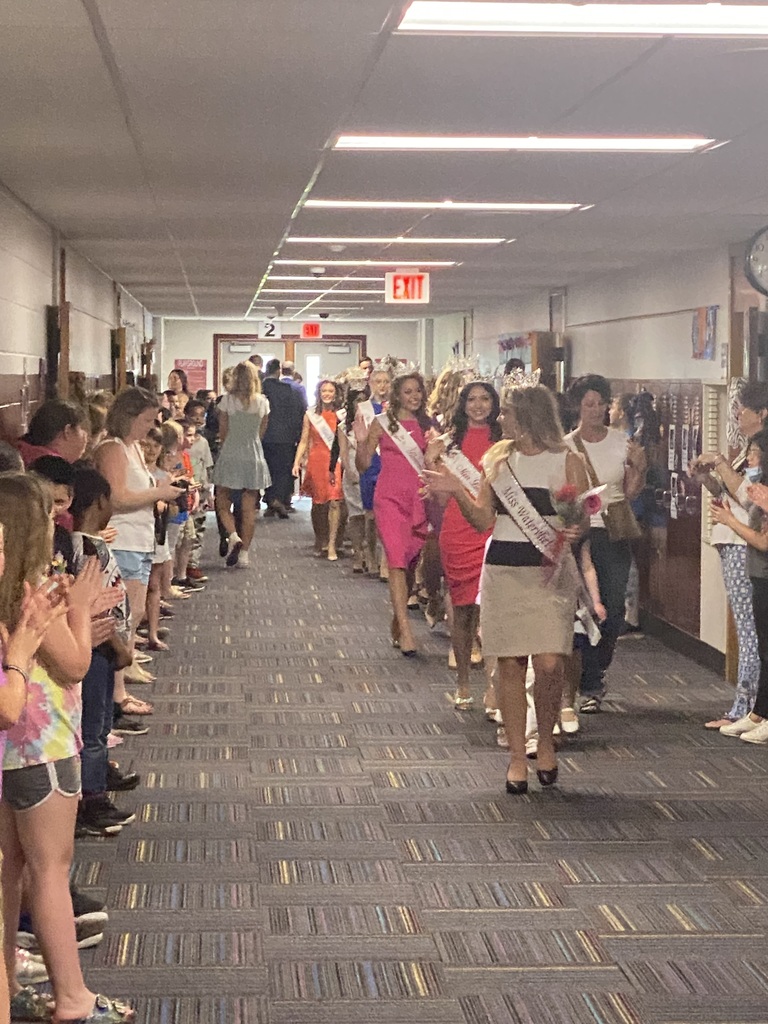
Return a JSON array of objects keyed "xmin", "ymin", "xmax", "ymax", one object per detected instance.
[
  {"xmin": 442, "ymin": 444, "xmax": 482, "ymax": 499},
  {"xmin": 376, "ymin": 413, "xmax": 425, "ymax": 477},
  {"xmin": 308, "ymin": 411, "xmax": 336, "ymax": 450},
  {"xmin": 491, "ymin": 457, "xmax": 563, "ymax": 563},
  {"xmin": 357, "ymin": 400, "xmax": 377, "ymax": 429}
]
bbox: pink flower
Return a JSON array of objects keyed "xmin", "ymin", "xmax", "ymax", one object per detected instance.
[{"xmin": 583, "ymin": 493, "xmax": 603, "ymax": 515}]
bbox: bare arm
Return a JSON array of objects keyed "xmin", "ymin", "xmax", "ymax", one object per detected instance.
[
  {"xmin": 355, "ymin": 419, "xmax": 383, "ymax": 474},
  {"xmin": 259, "ymin": 413, "xmax": 269, "ymax": 439},
  {"xmin": 292, "ymin": 415, "xmax": 311, "ymax": 475},
  {"xmin": 38, "ymin": 563, "xmax": 103, "ymax": 686},
  {"xmin": 95, "ymin": 442, "xmax": 180, "ymax": 508},
  {"xmin": 424, "ymin": 465, "xmax": 496, "ymax": 532},
  {"xmin": 691, "ymin": 452, "xmax": 743, "ymax": 501},
  {"xmin": 623, "ymin": 440, "xmax": 647, "ymax": 501},
  {"xmin": 218, "ymin": 411, "xmax": 229, "ymax": 443},
  {"xmin": 712, "ymin": 503, "xmax": 768, "ymax": 551}
]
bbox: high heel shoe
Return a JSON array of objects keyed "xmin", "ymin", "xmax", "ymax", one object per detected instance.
[
  {"xmin": 536, "ymin": 766, "xmax": 558, "ymax": 787},
  {"xmin": 401, "ymin": 648, "xmax": 417, "ymax": 659},
  {"xmin": 505, "ymin": 779, "xmax": 528, "ymax": 795}
]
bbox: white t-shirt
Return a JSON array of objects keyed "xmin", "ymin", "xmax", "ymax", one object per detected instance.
[
  {"xmin": 711, "ymin": 477, "xmax": 750, "ymax": 547},
  {"xmin": 220, "ymin": 393, "xmax": 270, "ymax": 417},
  {"xmin": 566, "ymin": 428, "xmax": 629, "ymax": 528}
]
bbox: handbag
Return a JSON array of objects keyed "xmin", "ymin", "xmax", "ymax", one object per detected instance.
[{"xmin": 571, "ymin": 432, "xmax": 641, "ymax": 542}]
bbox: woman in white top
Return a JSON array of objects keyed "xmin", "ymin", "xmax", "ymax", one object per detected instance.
[
  {"xmin": 565, "ymin": 375, "xmax": 647, "ymax": 714},
  {"xmin": 690, "ymin": 380, "xmax": 768, "ymax": 727},
  {"xmin": 94, "ymin": 388, "xmax": 182, "ymax": 683},
  {"xmin": 427, "ymin": 383, "xmax": 589, "ymax": 795},
  {"xmin": 213, "ymin": 361, "xmax": 270, "ymax": 568}
]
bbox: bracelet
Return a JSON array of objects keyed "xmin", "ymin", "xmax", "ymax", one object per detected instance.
[{"xmin": 2, "ymin": 663, "xmax": 29, "ymax": 686}]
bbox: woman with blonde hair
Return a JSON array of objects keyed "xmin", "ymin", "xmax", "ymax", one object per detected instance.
[
  {"xmin": 214, "ymin": 361, "xmax": 270, "ymax": 568},
  {"xmin": 427, "ymin": 381, "xmax": 589, "ymax": 793}
]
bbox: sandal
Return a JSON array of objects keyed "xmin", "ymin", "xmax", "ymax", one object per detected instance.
[
  {"xmin": 11, "ymin": 986, "xmax": 52, "ymax": 1021},
  {"xmin": 120, "ymin": 695, "xmax": 153, "ymax": 716},
  {"xmin": 54, "ymin": 994, "xmax": 135, "ymax": 1024},
  {"xmin": 146, "ymin": 640, "xmax": 169, "ymax": 652}
]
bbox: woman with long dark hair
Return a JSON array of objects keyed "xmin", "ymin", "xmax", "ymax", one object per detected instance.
[
  {"xmin": 432, "ymin": 381, "xmax": 501, "ymax": 707},
  {"xmin": 293, "ymin": 379, "xmax": 344, "ymax": 560},
  {"xmin": 355, "ymin": 373, "xmax": 435, "ymax": 656},
  {"xmin": 331, "ymin": 376, "xmax": 370, "ymax": 572}
]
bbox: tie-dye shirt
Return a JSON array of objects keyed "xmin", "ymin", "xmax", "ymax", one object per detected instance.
[{"xmin": 3, "ymin": 662, "xmax": 81, "ymax": 769}]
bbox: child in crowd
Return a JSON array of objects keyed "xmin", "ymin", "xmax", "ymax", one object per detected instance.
[
  {"xmin": 141, "ymin": 428, "xmax": 172, "ymax": 652},
  {"xmin": 184, "ymin": 401, "xmax": 213, "ymax": 583},
  {"xmin": 28, "ymin": 456, "xmax": 76, "ymax": 572},
  {"xmin": 70, "ymin": 468, "xmax": 138, "ymax": 838},
  {"xmin": 168, "ymin": 424, "xmax": 203, "ymax": 592},
  {"xmin": 0, "ymin": 474, "xmax": 134, "ymax": 1024}
]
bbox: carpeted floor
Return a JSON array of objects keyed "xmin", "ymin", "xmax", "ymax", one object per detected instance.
[{"xmin": 77, "ymin": 503, "xmax": 768, "ymax": 1024}]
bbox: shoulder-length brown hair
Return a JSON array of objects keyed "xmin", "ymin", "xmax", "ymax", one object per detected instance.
[
  {"xmin": 314, "ymin": 379, "xmax": 343, "ymax": 415},
  {"xmin": 0, "ymin": 475, "xmax": 53, "ymax": 630},
  {"xmin": 105, "ymin": 386, "xmax": 158, "ymax": 440}
]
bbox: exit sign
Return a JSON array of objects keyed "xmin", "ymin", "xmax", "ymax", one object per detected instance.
[
  {"xmin": 385, "ymin": 271, "xmax": 430, "ymax": 304},
  {"xmin": 300, "ymin": 322, "xmax": 323, "ymax": 339}
]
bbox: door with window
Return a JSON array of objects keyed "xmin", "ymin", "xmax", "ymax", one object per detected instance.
[
  {"xmin": 214, "ymin": 336, "xmax": 285, "ymax": 392},
  {"xmin": 295, "ymin": 341, "xmax": 361, "ymax": 406}
]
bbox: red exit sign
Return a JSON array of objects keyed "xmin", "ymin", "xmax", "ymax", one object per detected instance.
[
  {"xmin": 385, "ymin": 271, "xmax": 430, "ymax": 304},
  {"xmin": 300, "ymin": 322, "xmax": 323, "ymax": 339}
]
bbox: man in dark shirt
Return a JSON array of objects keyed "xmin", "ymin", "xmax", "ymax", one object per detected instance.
[{"xmin": 262, "ymin": 359, "xmax": 305, "ymax": 516}]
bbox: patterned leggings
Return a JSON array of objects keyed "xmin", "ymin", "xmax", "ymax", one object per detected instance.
[{"xmin": 719, "ymin": 544, "xmax": 760, "ymax": 719}]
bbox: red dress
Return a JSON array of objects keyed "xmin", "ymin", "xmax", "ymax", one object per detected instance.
[
  {"xmin": 301, "ymin": 411, "xmax": 344, "ymax": 503},
  {"xmin": 439, "ymin": 425, "xmax": 493, "ymax": 606}
]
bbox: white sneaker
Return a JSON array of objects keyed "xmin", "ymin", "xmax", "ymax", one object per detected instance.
[
  {"xmin": 720, "ymin": 714, "xmax": 762, "ymax": 737},
  {"xmin": 561, "ymin": 707, "xmax": 580, "ymax": 734},
  {"xmin": 740, "ymin": 719, "xmax": 768, "ymax": 744},
  {"xmin": 238, "ymin": 551, "xmax": 250, "ymax": 568},
  {"xmin": 15, "ymin": 947, "xmax": 48, "ymax": 984}
]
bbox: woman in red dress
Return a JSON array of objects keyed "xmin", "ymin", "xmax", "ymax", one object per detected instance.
[
  {"xmin": 293, "ymin": 379, "xmax": 344, "ymax": 559},
  {"xmin": 434, "ymin": 382, "xmax": 501, "ymax": 707}
]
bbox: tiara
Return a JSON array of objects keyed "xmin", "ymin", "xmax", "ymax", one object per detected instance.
[
  {"xmin": 336, "ymin": 366, "xmax": 369, "ymax": 389},
  {"xmin": 501, "ymin": 367, "xmax": 541, "ymax": 396}
]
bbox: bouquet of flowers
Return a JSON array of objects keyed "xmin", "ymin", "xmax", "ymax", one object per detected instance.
[{"xmin": 550, "ymin": 484, "xmax": 605, "ymax": 527}]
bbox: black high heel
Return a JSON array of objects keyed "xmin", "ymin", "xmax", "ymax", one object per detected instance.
[
  {"xmin": 401, "ymin": 648, "xmax": 418, "ymax": 659},
  {"xmin": 536, "ymin": 767, "xmax": 558, "ymax": 787},
  {"xmin": 505, "ymin": 779, "xmax": 528, "ymax": 795}
]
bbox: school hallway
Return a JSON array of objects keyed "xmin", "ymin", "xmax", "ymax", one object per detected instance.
[{"xmin": 76, "ymin": 506, "xmax": 768, "ymax": 1024}]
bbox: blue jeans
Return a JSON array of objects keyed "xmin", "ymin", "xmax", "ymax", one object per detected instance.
[
  {"xmin": 580, "ymin": 529, "xmax": 632, "ymax": 697},
  {"xmin": 80, "ymin": 650, "xmax": 115, "ymax": 795}
]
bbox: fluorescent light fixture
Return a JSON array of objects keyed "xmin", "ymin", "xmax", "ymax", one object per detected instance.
[
  {"xmin": 398, "ymin": 2, "xmax": 768, "ymax": 37},
  {"xmin": 268, "ymin": 275, "xmax": 386, "ymax": 281},
  {"xmin": 335, "ymin": 134, "xmax": 719, "ymax": 153},
  {"xmin": 286, "ymin": 235, "xmax": 505, "ymax": 244},
  {"xmin": 305, "ymin": 199, "xmax": 580, "ymax": 212},
  {"xmin": 261, "ymin": 288, "xmax": 385, "ymax": 294},
  {"xmin": 274, "ymin": 258, "xmax": 456, "ymax": 267}
]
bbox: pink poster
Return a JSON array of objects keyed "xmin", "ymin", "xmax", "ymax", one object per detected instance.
[{"xmin": 175, "ymin": 358, "xmax": 207, "ymax": 393}]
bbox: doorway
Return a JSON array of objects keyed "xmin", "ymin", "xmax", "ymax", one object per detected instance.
[
  {"xmin": 295, "ymin": 341, "xmax": 360, "ymax": 405},
  {"xmin": 213, "ymin": 336, "xmax": 285, "ymax": 392}
]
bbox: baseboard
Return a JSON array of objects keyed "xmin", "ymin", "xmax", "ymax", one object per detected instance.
[{"xmin": 641, "ymin": 612, "xmax": 725, "ymax": 675}]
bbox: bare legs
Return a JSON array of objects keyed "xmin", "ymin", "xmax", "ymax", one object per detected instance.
[
  {"xmin": 452, "ymin": 605, "xmax": 478, "ymax": 700},
  {"xmin": 327, "ymin": 501, "xmax": 342, "ymax": 561},
  {"xmin": 347, "ymin": 514, "xmax": 366, "ymax": 572},
  {"xmin": 216, "ymin": 487, "xmax": 257, "ymax": 554},
  {"xmin": 496, "ymin": 653, "xmax": 564, "ymax": 783},
  {"xmin": 388, "ymin": 568, "xmax": 417, "ymax": 653},
  {"xmin": 310, "ymin": 503, "xmax": 329, "ymax": 555}
]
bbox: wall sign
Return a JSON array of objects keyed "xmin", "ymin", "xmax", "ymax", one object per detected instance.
[
  {"xmin": 175, "ymin": 358, "xmax": 207, "ymax": 392},
  {"xmin": 258, "ymin": 320, "xmax": 282, "ymax": 340},
  {"xmin": 301, "ymin": 322, "xmax": 323, "ymax": 339}
]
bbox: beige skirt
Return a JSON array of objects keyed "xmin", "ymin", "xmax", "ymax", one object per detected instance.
[{"xmin": 479, "ymin": 557, "xmax": 579, "ymax": 658}]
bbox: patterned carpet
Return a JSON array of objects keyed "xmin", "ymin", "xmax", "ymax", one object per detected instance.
[{"xmin": 76, "ymin": 502, "xmax": 768, "ymax": 1024}]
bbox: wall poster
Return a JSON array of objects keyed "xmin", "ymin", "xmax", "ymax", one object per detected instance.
[{"xmin": 175, "ymin": 358, "xmax": 207, "ymax": 393}]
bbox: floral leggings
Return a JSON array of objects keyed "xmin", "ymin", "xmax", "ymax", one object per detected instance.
[{"xmin": 719, "ymin": 544, "xmax": 760, "ymax": 719}]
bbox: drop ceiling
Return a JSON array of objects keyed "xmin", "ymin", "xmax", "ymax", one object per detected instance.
[{"xmin": 1, "ymin": 0, "xmax": 767, "ymax": 320}]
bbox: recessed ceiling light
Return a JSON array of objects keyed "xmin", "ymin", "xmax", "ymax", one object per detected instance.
[
  {"xmin": 399, "ymin": 1, "xmax": 768, "ymax": 37},
  {"xmin": 335, "ymin": 134, "xmax": 720, "ymax": 153},
  {"xmin": 274, "ymin": 259, "xmax": 456, "ymax": 267},
  {"xmin": 286, "ymin": 235, "xmax": 505, "ymax": 244},
  {"xmin": 304, "ymin": 199, "xmax": 581, "ymax": 212},
  {"xmin": 260, "ymin": 288, "xmax": 386, "ymax": 294}
]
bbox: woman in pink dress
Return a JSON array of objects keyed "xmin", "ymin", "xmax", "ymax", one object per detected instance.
[
  {"xmin": 356, "ymin": 373, "xmax": 434, "ymax": 656},
  {"xmin": 433, "ymin": 381, "xmax": 501, "ymax": 707}
]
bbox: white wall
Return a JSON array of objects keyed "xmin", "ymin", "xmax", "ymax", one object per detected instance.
[
  {"xmin": 161, "ymin": 318, "xmax": 422, "ymax": 388},
  {"xmin": 432, "ymin": 313, "xmax": 467, "ymax": 372},
  {"xmin": 66, "ymin": 247, "xmax": 116, "ymax": 379},
  {"xmin": 0, "ymin": 184, "xmax": 53, "ymax": 377},
  {"xmin": 470, "ymin": 291, "xmax": 551, "ymax": 373}
]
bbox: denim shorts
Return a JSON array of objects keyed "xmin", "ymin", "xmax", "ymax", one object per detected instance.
[
  {"xmin": 2, "ymin": 757, "xmax": 81, "ymax": 811},
  {"xmin": 113, "ymin": 549, "xmax": 153, "ymax": 585}
]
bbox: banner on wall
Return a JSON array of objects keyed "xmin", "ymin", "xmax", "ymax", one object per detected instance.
[
  {"xmin": 691, "ymin": 306, "xmax": 718, "ymax": 361},
  {"xmin": 174, "ymin": 358, "xmax": 207, "ymax": 393}
]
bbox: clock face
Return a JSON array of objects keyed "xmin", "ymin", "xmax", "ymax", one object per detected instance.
[{"xmin": 745, "ymin": 226, "xmax": 768, "ymax": 298}]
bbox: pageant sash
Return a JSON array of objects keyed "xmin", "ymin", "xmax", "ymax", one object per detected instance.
[
  {"xmin": 490, "ymin": 457, "xmax": 563, "ymax": 564},
  {"xmin": 376, "ymin": 413, "xmax": 425, "ymax": 477},
  {"xmin": 307, "ymin": 411, "xmax": 336, "ymax": 450},
  {"xmin": 442, "ymin": 444, "xmax": 482, "ymax": 499},
  {"xmin": 357, "ymin": 399, "xmax": 377, "ymax": 429}
]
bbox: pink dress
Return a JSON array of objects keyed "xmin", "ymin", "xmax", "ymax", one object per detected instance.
[{"xmin": 373, "ymin": 419, "xmax": 429, "ymax": 570}]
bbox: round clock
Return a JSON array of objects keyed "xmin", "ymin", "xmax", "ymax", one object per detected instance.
[{"xmin": 745, "ymin": 225, "xmax": 768, "ymax": 297}]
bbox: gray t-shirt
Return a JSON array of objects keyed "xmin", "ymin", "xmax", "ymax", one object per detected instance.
[{"xmin": 746, "ymin": 505, "xmax": 768, "ymax": 579}]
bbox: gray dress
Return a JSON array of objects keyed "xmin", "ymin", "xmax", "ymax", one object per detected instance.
[{"xmin": 213, "ymin": 393, "xmax": 271, "ymax": 491}]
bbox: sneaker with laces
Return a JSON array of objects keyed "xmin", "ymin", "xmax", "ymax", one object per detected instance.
[
  {"xmin": 106, "ymin": 762, "xmax": 140, "ymax": 791},
  {"xmin": 90, "ymin": 795, "xmax": 136, "ymax": 826},
  {"xmin": 186, "ymin": 567, "xmax": 208, "ymax": 582},
  {"xmin": 238, "ymin": 551, "xmax": 250, "ymax": 568},
  {"xmin": 740, "ymin": 719, "xmax": 768, "ymax": 744},
  {"xmin": 111, "ymin": 716, "xmax": 149, "ymax": 736},
  {"xmin": 560, "ymin": 707, "xmax": 580, "ymax": 734},
  {"xmin": 75, "ymin": 801, "xmax": 123, "ymax": 838},
  {"xmin": 70, "ymin": 886, "xmax": 109, "ymax": 926},
  {"xmin": 15, "ymin": 947, "xmax": 48, "ymax": 985},
  {"xmin": 226, "ymin": 533, "xmax": 243, "ymax": 567},
  {"xmin": 720, "ymin": 714, "xmax": 761, "ymax": 736}
]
